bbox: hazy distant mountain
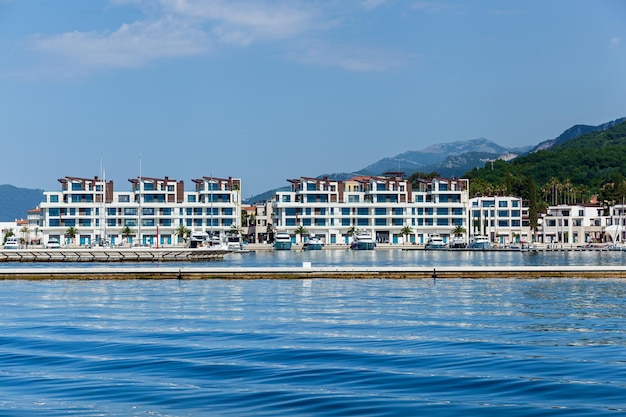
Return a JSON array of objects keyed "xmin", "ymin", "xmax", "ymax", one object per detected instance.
[
  {"xmin": 531, "ymin": 117, "xmax": 626, "ymax": 152},
  {"xmin": 0, "ymin": 185, "xmax": 43, "ymax": 222},
  {"xmin": 357, "ymin": 138, "xmax": 530, "ymax": 176}
]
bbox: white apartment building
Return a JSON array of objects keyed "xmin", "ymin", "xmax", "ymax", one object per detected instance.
[
  {"xmin": 271, "ymin": 175, "xmax": 469, "ymax": 245},
  {"xmin": 468, "ymin": 195, "xmax": 525, "ymax": 245},
  {"xmin": 39, "ymin": 175, "xmax": 242, "ymax": 247},
  {"xmin": 540, "ymin": 204, "xmax": 607, "ymax": 245}
]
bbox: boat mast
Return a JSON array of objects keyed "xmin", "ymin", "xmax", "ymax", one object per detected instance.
[{"xmin": 138, "ymin": 155, "xmax": 142, "ymax": 245}]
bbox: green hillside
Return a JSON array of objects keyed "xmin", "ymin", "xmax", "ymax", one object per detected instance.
[
  {"xmin": 462, "ymin": 120, "xmax": 626, "ymax": 204},
  {"xmin": 0, "ymin": 185, "xmax": 44, "ymax": 222}
]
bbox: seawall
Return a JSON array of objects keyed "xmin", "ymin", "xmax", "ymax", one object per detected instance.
[{"xmin": 1, "ymin": 266, "xmax": 626, "ymax": 280}]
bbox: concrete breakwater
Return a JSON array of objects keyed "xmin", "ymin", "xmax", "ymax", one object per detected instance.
[
  {"xmin": 2, "ymin": 265, "xmax": 626, "ymax": 280},
  {"xmin": 0, "ymin": 248, "xmax": 230, "ymax": 263}
]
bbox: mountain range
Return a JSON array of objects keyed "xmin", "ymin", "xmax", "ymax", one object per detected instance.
[
  {"xmin": 1, "ymin": 117, "xmax": 624, "ymax": 221},
  {"xmin": 246, "ymin": 117, "xmax": 625, "ymax": 203}
]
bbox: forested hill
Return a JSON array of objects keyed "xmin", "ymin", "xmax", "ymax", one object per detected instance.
[{"xmin": 463, "ymin": 120, "xmax": 626, "ymax": 202}]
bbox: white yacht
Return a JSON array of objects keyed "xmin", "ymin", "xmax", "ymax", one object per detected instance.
[
  {"xmin": 468, "ymin": 235, "xmax": 490, "ymax": 249},
  {"xmin": 273, "ymin": 231, "xmax": 292, "ymax": 250},
  {"xmin": 350, "ymin": 230, "xmax": 376, "ymax": 250},
  {"xmin": 425, "ymin": 234, "xmax": 446, "ymax": 250}
]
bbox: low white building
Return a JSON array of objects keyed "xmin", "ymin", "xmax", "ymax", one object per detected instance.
[{"xmin": 540, "ymin": 204, "xmax": 606, "ymax": 245}]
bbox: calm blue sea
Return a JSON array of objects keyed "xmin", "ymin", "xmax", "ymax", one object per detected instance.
[{"xmin": 1, "ymin": 251, "xmax": 626, "ymax": 416}]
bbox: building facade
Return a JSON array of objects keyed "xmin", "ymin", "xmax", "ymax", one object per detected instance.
[
  {"xmin": 39, "ymin": 175, "xmax": 241, "ymax": 247},
  {"xmin": 468, "ymin": 195, "xmax": 525, "ymax": 245},
  {"xmin": 271, "ymin": 175, "xmax": 469, "ymax": 245}
]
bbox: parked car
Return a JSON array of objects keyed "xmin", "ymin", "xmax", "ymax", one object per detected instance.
[
  {"xmin": 3, "ymin": 237, "xmax": 20, "ymax": 249},
  {"xmin": 46, "ymin": 238, "xmax": 61, "ymax": 249}
]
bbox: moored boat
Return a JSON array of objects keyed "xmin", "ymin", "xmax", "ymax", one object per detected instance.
[
  {"xmin": 350, "ymin": 230, "xmax": 376, "ymax": 250},
  {"xmin": 303, "ymin": 235, "xmax": 324, "ymax": 250},
  {"xmin": 449, "ymin": 235, "xmax": 466, "ymax": 249},
  {"xmin": 425, "ymin": 234, "xmax": 446, "ymax": 250},
  {"xmin": 273, "ymin": 231, "xmax": 293, "ymax": 250},
  {"xmin": 468, "ymin": 234, "xmax": 490, "ymax": 249}
]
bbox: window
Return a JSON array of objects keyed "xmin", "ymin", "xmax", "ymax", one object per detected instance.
[
  {"xmin": 108, "ymin": 208, "xmax": 116, "ymax": 216},
  {"xmin": 357, "ymin": 218, "xmax": 369, "ymax": 226},
  {"xmin": 436, "ymin": 208, "xmax": 449, "ymax": 216},
  {"xmin": 282, "ymin": 195, "xmax": 291, "ymax": 202},
  {"xmin": 187, "ymin": 195, "xmax": 196, "ymax": 202},
  {"xmin": 50, "ymin": 195, "xmax": 59, "ymax": 203},
  {"xmin": 375, "ymin": 208, "xmax": 386, "ymax": 216},
  {"xmin": 143, "ymin": 208, "xmax": 155, "ymax": 215},
  {"xmin": 342, "ymin": 218, "xmax": 351, "ymax": 226},
  {"xmin": 498, "ymin": 201, "xmax": 508, "ymax": 207},
  {"xmin": 357, "ymin": 208, "xmax": 368, "ymax": 216},
  {"xmin": 124, "ymin": 208, "xmax": 137, "ymax": 216},
  {"xmin": 107, "ymin": 219, "xmax": 116, "ymax": 227},
  {"xmin": 223, "ymin": 208, "xmax": 233, "ymax": 216},
  {"xmin": 119, "ymin": 195, "xmax": 130, "ymax": 203},
  {"xmin": 72, "ymin": 183, "xmax": 82, "ymax": 191},
  {"xmin": 497, "ymin": 210, "xmax": 509, "ymax": 217},
  {"xmin": 375, "ymin": 218, "xmax": 387, "ymax": 226},
  {"xmin": 436, "ymin": 218, "xmax": 448, "ymax": 226},
  {"xmin": 342, "ymin": 208, "xmax": 350, "ymax": 216},
  {"xmin": 348, "ymin": 195, "xmax": 360, "ymax": 203}
]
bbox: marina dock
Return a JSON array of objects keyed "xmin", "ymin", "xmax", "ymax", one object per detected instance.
[
  {"xmin": 0, "ymin": 248, "xmax": 230, "ymax": 263},
  {"xmin": 1, "ymin": 265, "xmax": 626, "ymax": 280}
]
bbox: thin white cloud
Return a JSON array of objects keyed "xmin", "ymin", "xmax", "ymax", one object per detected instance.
[
  {"xmin": 293, "ymin": 42, "xmax": 411, "ymax": 72},
  {"xmin": 361, "ymin": 0, "xmax": 388, "ymax": 11},
  {"xmin": 30, "ymin": 17, "xmax": 210, "ymax": 71},
  {"xmin": 411, "ymin": 2, "xmax": 456, "ymax": 13},
  {"xmin": 17, "ymin": 0, "xmax": 410, "ymax": 76},
  {"xmin": 609, "ymin": 37, "xmax": 620, "ymax": 48},
  {"xmin": 160, "ymin": 0, "xmax": 322, "ymax": 41}
]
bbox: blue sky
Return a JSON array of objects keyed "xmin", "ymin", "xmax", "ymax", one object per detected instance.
[{"xmin": 1, "ymin": 1, "xmax": 625, "ymax": 198}]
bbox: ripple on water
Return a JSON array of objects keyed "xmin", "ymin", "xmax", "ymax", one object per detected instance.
[{"xmin": 1, "ymin": 278, "xmax": 626, "ymax": 416}]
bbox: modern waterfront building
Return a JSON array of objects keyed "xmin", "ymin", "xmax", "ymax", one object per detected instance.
[
  {"xmin": 541, "ymin": 204, "xmax": 607, "ymax": 245},
  {"xmin": 468, "ymin": 195, "xmax": 525, "ymax": 245},
  {"xmin": 271, "ymin": 175, "xmax": 469, "ymax": 245},
  {"xmin": 39, "ymin": 175, "xmax": 242, "ymax": 247}
]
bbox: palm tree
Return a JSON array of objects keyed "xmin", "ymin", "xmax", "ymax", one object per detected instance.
[
  {"xmin": 121, "ymin": 225, "xmax": 135, "ymax": 246},
  {"xmin": 65, "ymin": 226, "xmax": 78, "ymax": 246},
  {"xmin": 173, "ymin": 225, "xmax": 189, "ymax": 246},
  {"xmin": 294, "ymin": 225, "xmax": 308, "ymax": 244},
  {"xmin": 20, "ymin": 226, "xmax": 30, "ymax": 247},
  {"xmin": 452, "ymin": 225, "xmax": 466, "ymax": 237},
  {"xmin": 400, "ymin": 225, "xmax": 413, "ymax": 244}
]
